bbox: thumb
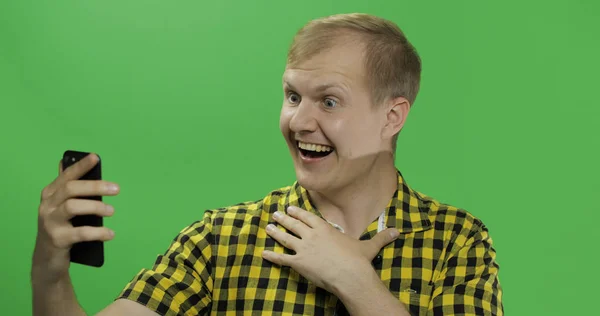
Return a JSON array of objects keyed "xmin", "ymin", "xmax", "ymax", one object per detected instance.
[{"xmin": 361, "ymin": 228, "xmax": 400, "ymax": 259}]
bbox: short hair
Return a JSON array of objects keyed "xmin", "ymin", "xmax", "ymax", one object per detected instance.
[{"xmin": 287, "ymin": 13, "xmax": 422, "ymax": 108}]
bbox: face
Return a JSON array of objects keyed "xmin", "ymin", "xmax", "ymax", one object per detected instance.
[{"xmin": 279, "ymin": 39, "xmax": 396, "ymax": 193}]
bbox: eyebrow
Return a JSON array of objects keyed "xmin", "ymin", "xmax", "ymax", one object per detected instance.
[
  {"xmin": 283, "ymin": 81, "xmax": 348, "ymax": 94},
  {"xmin": 282, "ymin": 81, "xmax": 297, "ymax": 91}
]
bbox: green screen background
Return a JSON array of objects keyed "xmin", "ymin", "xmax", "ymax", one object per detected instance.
[{"xmin": 1, "ymin": 0, "xmax": 598, "ymax": 315}]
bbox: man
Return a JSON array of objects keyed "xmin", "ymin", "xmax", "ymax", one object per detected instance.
[{"xmin": 32, "ymin": 13, "xmax": 503, "ymax": 315}]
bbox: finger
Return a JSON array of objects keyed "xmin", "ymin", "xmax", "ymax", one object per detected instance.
[
  {"xmin": 40, "ymin": 158, "xmax": 74, "ymax": 201},
  {"xmin": 273, "ymin": 210, "xmax": 310, "ymax": 237},
  {"xmin": 261, "ymin": 250, "xmax": 294, "ymax": 266},
  {"xmin": 361, "ymin": 228, "xmax": 400, "ymax": 259},
  {"xmin": 49, "ymin": 180, "xmax": 120, "ymax": 207},
  {"xmin": 54, "ymin": 198, "xmax": 115, "ymax": 221},
  {"xmin": 51, "ymin": 226, "xmax": 115, "ymax": 248},
  {"xmin": 43, "ymin": 159, "xmax": 64, "ymax": 202},
  {"xmin": 49, "ymin": 153, "xmax": 99, "ymax": 193},
  {"xmin": 286, "ymin": 206, "xmax": 325, "ymax": 229},
  {"xmin": 371, "ymin": 228, "xmax": 400, "ymax": 248},
  {"xmin": 69, "ymin": 226, "xmax": 115, "ymax": 244},
  {"xmin": 266, "ymin": 223, "xmax": 300, "ymax": 250}
]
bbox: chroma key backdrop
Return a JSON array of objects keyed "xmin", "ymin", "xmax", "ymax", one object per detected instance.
[{"xmin": 1, "ymin": 0, "xmax": 598, "ymax": 315}]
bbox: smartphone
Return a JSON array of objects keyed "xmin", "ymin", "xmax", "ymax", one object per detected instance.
[{"xmin": 61, "ymin": 150, "xmax": 105, "ymax": 267}]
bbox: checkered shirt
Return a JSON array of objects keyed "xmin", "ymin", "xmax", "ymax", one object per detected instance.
[{"xmin": 117, "ymin": 171, "xmax": 503, "ymax": 315}]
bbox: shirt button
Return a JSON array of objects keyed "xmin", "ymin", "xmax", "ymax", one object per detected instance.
[{"xmin": 372, "ymin": 255, "xmax": 383, "ymax": 265}]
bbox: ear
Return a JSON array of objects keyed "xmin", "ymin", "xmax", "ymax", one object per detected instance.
[{"xmin": 382, "ymin": 97, "xmax": 410, "ymax": 139}]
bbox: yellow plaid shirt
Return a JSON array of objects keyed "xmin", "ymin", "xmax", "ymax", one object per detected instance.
[{"xmin": 117, "ymin": 171, "xmax": 503, "ymax": 315}]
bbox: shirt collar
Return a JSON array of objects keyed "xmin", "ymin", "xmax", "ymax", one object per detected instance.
[{"xmin": 283, "ymin": 170, "xmax": 432, "ymax": 234}]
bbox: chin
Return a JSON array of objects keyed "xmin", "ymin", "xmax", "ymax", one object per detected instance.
[{"xmin": 293, "ymin": 164, "xmax": 331, "ymax": 192}]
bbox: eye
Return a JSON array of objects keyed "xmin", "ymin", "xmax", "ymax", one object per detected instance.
[
  {"xmin": 323, "ymin": 98, "xmax": 337, "ymax": 108},
  {"xmin": 287, "ymin": 92, "xmax": 301, "ymax": 104}
]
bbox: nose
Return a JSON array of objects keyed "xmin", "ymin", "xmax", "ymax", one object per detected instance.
[{"xmin": 289, "ymin": 100, "xmax": 318, "ymax": 133}]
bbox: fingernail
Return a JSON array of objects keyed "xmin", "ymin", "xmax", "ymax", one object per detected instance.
[
  {"xmin": 106, "ymin": 205, "xmax": 114, "ymax": 214},
  {"xmin": 266, "ymin": 224, "xmax": 276, "ymax": 232},
  {"xmin": 273, "ymin": 211, "xmax": 282, "ymax": 219},
  {"xmin": 107, "ymin": 184, "xmax": 119, "ymax": 193},
  {"xmin": 109, "ymin": 230, "xmax": 115, "ymax": 237},
  {"xmin": 390, "ymin": 229, "xmax": 400, "ymax": 238}
]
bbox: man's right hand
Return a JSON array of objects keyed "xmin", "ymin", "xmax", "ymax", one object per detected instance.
[
  {"xmin": 32, "ymin": 153, "xmax": 161, "ymax": 316},
  {"xmin": 33, "ymin": 153, "xmax": 120, "ymax": 283}
]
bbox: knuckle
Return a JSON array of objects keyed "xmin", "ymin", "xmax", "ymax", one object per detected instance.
[
  {"xmin": 40, "ymin": 186, "xmax": 53, "ymax": 200},
  {"xmin": 39, "ymin": 201, "xmax": 58, "ymax": 219},
  {"xmin": 42, "ymin": 219, "xmax": 53, "ymax": 234},
  {"xmin": 75, "ymin": 227, "xmax": 88, "ymax": 241},
  {"xmin": 63, "ymin": 199, "xmax": 76, "ymax": 216},
  {"xmin": 64, "ymin": 180, "xmax": 76, "ymax": 195},
  {"xmin": 38, "ymin": 201, "xmax": 49, "ymax": 216},
  {"xmin": 287, "ymin": 221, "xmax": 297, "ymax": 231},
  {"xmin": 272, "ymin": 256, "xmax": 281, "ymax": 265},
  {"xmin": 48, "ymin": 229, "xmax": 64, "ymax": 248},
  {"xmin": 280, "ymin": 236, "xmax": 288, "ymax": 246},
  {"xmin": 96, "ymin": 181, "xmax": 109, "ymax": 194}
]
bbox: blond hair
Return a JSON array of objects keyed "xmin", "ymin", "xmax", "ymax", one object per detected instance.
[{"xmin": 287, "ymin": 13, "xmax": 422, "ymax": 108}]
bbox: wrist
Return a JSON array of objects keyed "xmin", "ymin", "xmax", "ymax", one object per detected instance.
[
  {"xmin": 31, "ymin": 267, "xmax": 69, "ymax": 291},
  {"xmin": 330, "ymin": 260, "xmax": 380, "ymax": 299},
  {"xmin": 32, "ymin": 245, "xmax": 70, "ymax": 285},
  {"xmin": 31, "ymin": 272, "xmax": 85, "ymax": 316}
]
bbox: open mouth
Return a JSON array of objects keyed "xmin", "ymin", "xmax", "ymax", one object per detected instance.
[{"xmin": 297, "ymin": 141, "xmax": 334, "ymax": 159}]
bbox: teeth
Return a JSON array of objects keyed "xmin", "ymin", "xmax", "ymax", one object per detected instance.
[{"xmin": 298, "ymin": 141, "xmax": 332, "ymax": 152}]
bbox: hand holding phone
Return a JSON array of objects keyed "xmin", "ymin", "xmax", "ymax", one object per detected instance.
[
  {"xmin": 33, "ymin": 151, "xmax": 119, "ymax": 281},
  {"xmin": 61, "ymin": 150, "xmax": 106, "ymax": 267}
]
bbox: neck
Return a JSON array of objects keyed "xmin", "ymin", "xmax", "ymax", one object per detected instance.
[{"xmin": 308, "ymin": 153, "xmax": 398, "ymax": 239}]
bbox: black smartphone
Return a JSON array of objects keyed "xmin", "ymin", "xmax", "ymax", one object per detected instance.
[{"xmin": 61, "ymin": 150, "xmax": 105, "ymax": 267}]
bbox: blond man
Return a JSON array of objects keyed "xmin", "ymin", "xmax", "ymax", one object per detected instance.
[{"xmin": 33, "ymin": 13, "xmax": 503, "ymax": 316}]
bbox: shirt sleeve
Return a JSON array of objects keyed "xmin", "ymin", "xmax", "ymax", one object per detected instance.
[
  {"xmin": 116, "ymin": 210, "xmax": 215, "ymax": 316},
  {"xmin": 428, "ymin": 222, "xmax": 503, "ymax": 315}
]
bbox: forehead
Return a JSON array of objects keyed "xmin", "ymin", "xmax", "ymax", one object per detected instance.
[{"xmin": 283, "ymin": 41, "xmax": 367, "ymax": 90}]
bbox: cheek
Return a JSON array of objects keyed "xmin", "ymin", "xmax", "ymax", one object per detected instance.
[
  {"xmin": 324, "ymin": 119, "xmax": 353, "ymax": 151},
  {"xmin": 329, "ymin": 118, "xmax": 380, "ymax": 157},
  {"xmin": 279, "ymin": 107, "xmax": 292, "ymax": 134}
]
